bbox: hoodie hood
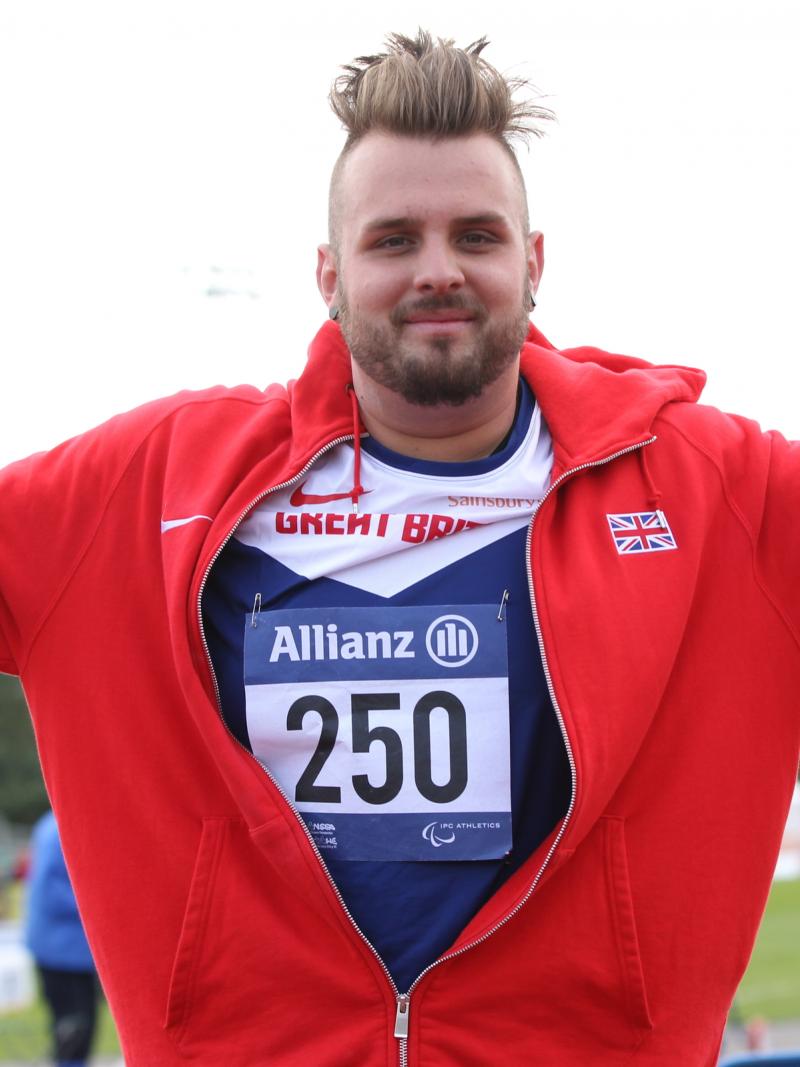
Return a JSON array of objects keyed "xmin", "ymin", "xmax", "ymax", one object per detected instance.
[{"xmin": 520, "ymin": 323, "xmax": 706, "ymax": 471}]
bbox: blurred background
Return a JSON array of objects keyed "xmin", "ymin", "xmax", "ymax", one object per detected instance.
[
  {"xmin": 1, "ymin": 0, "xmax": 800, "ymax": 469},
  {"xmin": 1, "ymin": 0, "xmax": 799, "ymax": 1062}
]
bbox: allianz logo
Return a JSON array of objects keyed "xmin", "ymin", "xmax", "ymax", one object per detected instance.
[{"xmin": 268, "ymin": 614, "xmax": 479, "ymax": 668}]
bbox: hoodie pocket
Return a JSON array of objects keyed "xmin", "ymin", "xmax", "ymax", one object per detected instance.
[
  {"xmin": 163, "ymin": 817, "xmax": 230, "ymax": 1037},
  {"xmin": 419, "ymin": 813, "xmax": 653, "ymax": 1064},
  {"xmin": 601, "ymin": 815, "xmax": 652, "ymax": 1032},
  {"xmin": 162, "ymin": 815, "xmax": 390, "ymax": 1065}
]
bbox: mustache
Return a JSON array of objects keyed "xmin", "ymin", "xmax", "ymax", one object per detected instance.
[{"xmin": 389, "ymin": 295, "xmax": 488, "ymax": 328}]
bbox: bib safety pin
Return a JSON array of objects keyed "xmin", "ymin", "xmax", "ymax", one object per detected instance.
[
  {"xmin": 251, "ymin": 593, "xmax": 262, "ymax": 629},
  {"xmin": 497, "ymin": 589, "xmax": 509, "ymax": 622}
]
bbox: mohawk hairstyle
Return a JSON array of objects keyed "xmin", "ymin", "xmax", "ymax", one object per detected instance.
[
  {"xmin": 327, "ymin": 30, "xmax": 552, "ymax": 246},
  {"xmin": 329, "ymin": 30, "xmax": 553, "ymax": 149}
]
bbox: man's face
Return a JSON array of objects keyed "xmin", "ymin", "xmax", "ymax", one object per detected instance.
[{"xmin": 318, "ymin": 132, "xmax": 543, "ymax": 407}]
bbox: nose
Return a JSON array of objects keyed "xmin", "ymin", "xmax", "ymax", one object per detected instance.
[{"xmin": 412, "ymin": 238, "xmax": 465, "ymax": 293}]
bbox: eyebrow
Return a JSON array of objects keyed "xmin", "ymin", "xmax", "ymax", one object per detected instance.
[{"xmin": 363, "ymin": 212, "xmax": 510, "ymax": 232}]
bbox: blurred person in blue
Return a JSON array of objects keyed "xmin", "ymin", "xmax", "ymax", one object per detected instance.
[{"xmin": 25, "ymin": 810, "xmax": 99, "ymax": 1067}]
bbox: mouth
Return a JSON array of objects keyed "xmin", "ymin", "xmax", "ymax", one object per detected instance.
[
  {"xmin": 401, "ymin": 309, "xmax": 478, "ymax": 334},
  {"xmin": 403, "ymin": 308, "xmax": 475, "ymax": 322},
  {"xmin": 403, "ymin": 318, "xmax": 476, "ymax": 337}
]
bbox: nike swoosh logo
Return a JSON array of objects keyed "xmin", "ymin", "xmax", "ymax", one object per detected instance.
[
  {"xmin": 160, "ymin": 515, "xmax": 213, "ymax": 533},
  {"xmin": 289, "ymin": 482, "xmax": 371, "ymax": 507}
]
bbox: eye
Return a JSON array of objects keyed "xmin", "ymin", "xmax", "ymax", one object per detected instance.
[
  {"xmin": 376, "ymin": 234, "xmax": 413, "ymax": 250},
  {"xmin": 459, "ymin": 231, "xmax": 498, "ymax": 247}
]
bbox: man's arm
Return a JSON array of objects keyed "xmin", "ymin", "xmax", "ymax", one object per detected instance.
[
  {"xmin": 659, "ymin": 403, "xmax": 800, "ymax": 640},
  {"xmin": 0, "ymin": 396, "xmax": 181, "ymax": 677},
  {"xmin": 755, "ymin": 428, "xmax": 800, "ymax": 638}
]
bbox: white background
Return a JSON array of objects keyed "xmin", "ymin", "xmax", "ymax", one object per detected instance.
[{"xmin": 2, "ymin": 0, "xmax": 799, "ymax": 467}]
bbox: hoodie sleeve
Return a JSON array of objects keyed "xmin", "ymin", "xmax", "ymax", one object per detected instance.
[
  {"xmin": 0, "ymin": 384, "xmax": 276, "ymax": 678},
  {"xmin": 660, "ymin": 403, "xmax": 800, "ymax": 645},
  {"xmin": 0, "ymin": 400, "xmax": 176, "ymax": 676},
  {"xmin": 754, "ymin": 429, "xmax": 800, "ymax": 640}
]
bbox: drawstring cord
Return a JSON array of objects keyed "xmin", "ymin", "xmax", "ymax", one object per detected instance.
[
  {"xmin": 638, "ymin": 444, "xmax": 662, "ymax": 511},
  {"xmin": 347, "ymin": 385, "xmax": 366, "ymax": 514}
]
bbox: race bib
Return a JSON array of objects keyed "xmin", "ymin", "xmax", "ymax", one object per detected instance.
[{"xmin": 244, "ymin": 604, "xmax": 512, "ymax": 861}]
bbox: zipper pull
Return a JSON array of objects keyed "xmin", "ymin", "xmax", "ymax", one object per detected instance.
[{"xmin": 394, "ymin": 994, "xmax": 410, "ymax": 1039}]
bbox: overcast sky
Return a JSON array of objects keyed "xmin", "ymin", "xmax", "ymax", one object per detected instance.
[{"xmin": 1, "ymin": 0, "xmax": 799, "ymax": 466}]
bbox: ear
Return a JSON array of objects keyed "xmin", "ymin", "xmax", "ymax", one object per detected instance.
[
  {"xmin": 526, "ymin": 231, "xmax": 545, "ymax": 298},
  {"xmin": 316, "ymin": 244, "xmax": 339, "ymax": 310}
]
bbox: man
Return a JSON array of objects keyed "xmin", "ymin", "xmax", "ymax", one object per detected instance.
[
  {"xmin": 0, "ymin": 29, "xmax": 798, "ymax": 1066},
  {"xmin": 25, "ymin": 810, "xmax": 100, "ymax": 1067}
]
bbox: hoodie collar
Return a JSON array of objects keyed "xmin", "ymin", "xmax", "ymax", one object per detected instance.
[{"xmin": 288, "ymin": 320, "xmax": 706, "ymax": 474}]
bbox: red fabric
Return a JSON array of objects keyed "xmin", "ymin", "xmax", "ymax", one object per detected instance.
[{"xmin": 1, "ymin": 321, "xmax": 798, "ymax": 1065}]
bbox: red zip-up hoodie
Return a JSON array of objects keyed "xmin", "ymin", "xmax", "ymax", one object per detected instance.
[{"xmin": 1, "ymin": 322, "xmax": 798, "ymax": 1066}]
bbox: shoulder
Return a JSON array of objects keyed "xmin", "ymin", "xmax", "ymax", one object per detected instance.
[
  {"xmin": 31, "ymin": 810, "xmax": 58, "ymax": 852},
  {"xmin": 653, "ymin": 402, "xmax": 800, "ymax": 548},
  {"xmin": 91, "ymin": 381, "xmax": 291, "ymax": 445},
  {"xmin": 654, "ymin": 400, "xmax": 793, "ymax": 482},
  {"xmin": 2, "ymin": 382, "xmax": 293, "ymax": 486}
]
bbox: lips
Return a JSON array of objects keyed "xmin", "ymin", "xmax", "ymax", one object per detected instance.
[
  {"xmin": 403, "ymin": 311, "xmax": 476, "ymax": 324},
  {"xmin": 391, "ymin": 299, "xmax": 485, "ymax": 330},
  {"xmin": 399, "ymin": 308, "xmax": 481, "ymax": 334},
  {"xmin": 403, "ymin": 317, "xmax": 476, "ymax": 335}
]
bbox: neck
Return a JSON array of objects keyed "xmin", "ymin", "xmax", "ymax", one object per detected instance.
[{"xmin": 351, "ymin": 362, "xmax": 521, "ymax": 462}]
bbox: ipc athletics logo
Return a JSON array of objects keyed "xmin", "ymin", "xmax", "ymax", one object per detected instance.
[
  {"xmin": 425, "ymin": 614, "xmax": 479, "ymax": 668},
  {"xmin": 422, "ymin": 821, "xmax": 457, "ymax": 847}
]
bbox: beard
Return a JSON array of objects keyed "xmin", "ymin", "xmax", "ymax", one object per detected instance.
[{"xmin": 338, "ymin": 289, "xmax": 530, "ymax": 407}]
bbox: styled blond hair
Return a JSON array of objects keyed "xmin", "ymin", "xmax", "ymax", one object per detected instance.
[
  {"xmin": 328, "ymin": 30, "xmax": 552, "ymax": 244},
  {"xmin": 330, "ymin": 30, "xmax": 551, "ymax": 148}
]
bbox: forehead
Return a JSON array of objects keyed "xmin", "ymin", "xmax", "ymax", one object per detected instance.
[{"xmin": 335, "ymin": 132, "xmax": 527, "ymax": 239}]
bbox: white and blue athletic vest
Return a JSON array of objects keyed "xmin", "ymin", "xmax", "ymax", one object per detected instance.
[{"xmin": 203, "ymin": 382, "xmax": 571, "ymax": 992}]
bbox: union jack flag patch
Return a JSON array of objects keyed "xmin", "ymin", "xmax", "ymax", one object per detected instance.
[{"xmin": 607, "ymin": 511, "xmax": 678, "ymax": 554}]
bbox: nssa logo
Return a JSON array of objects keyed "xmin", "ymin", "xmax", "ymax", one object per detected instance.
[{"xmin": 268, "ymin": 613, "xmax": 480, "ymax": 666}]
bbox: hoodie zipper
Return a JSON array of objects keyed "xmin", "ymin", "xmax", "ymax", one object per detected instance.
[
  {"xmin": 195, "ymin": 430, "xmax": 656, "ymax": 1067},
  {"xmin": 383, "ymin": 435, "xmax": 659, "ymax": 1064}
]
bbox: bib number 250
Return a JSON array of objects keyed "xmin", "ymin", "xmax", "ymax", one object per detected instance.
[{"xmin": 286, "ymin": 691, "xmax": 468, "ymax": 806}]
